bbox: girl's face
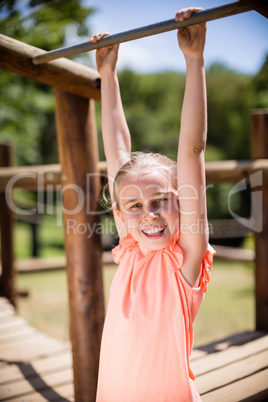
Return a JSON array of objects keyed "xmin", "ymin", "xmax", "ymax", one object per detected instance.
[{"xmin": 116, "ymin": 170, "xmax": 179, "ymax": 250}]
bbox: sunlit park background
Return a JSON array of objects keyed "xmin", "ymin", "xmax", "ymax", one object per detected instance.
[{"xmin": 0, "ymin": 0, "xmax": 267, "ymax": 347}]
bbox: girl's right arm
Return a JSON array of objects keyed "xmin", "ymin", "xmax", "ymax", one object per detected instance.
[
  {"xmin": 90, "ymin": 33, "xmax": 131, "ymax": 192},
  {"xmin": 90, "ymin": 33, "xmax": 131, "ymax": 237}
]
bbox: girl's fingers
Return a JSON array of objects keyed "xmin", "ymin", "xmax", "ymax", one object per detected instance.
[
  {"xmin": 89, "ymin": 32, "xmax": 111, "ymax": 43},
  {"xmin": 175, "ymin": 7, "xmax": 203, "ymax": 22}
]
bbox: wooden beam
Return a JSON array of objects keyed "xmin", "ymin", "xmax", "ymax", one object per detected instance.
[
  {"xmin": 251, "ymin": 109, "xmax": 268, "ymax": 331},
  {"xmin": 1, "ymin": 159, "xmax": 268, "ymax": 192},
  {"xmin": 205, "ymin": 159, "xmax": 268, "ymax": 183},
  {"xmin": 0, "ymin": 164, "xmax": 61, "ymax": 192},
  {"xmin": 212, "ymin": 245, "xmax": 255, "ymax": 261},
  {"xmin": 239, "ymin": 0, "xmax": 268, "ymax": 18},
  {"xmin": 0, "ymin": 34, "xmax": 101, "ymax": 101},
  {"xmin": 54, "ymin": 90, "xmax": 104, "ymax": 401},
  {"xmin": 0, "ymin": 162, "xmax": 107, "ymax": 191},
  {"xmin": 0, "ymin": 144, "xmax": 16, "ymax": 306}
]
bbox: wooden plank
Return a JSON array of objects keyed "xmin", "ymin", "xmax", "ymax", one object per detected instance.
[
  {"xmin": 26, "ymin": 350, "xmax": 72, "ymax": 375},
  {"xmin": 0, "ymin": 366, "xmax": 73, "ymax": 400},
  {"xmin": 201, "ymin": 368, "xmax": 268, "ymax": 402},
  {"xmin": 191, "ymin": 331, "xmax": 264, "ymax": 361},
  {"xmin": 6, "ymin": 383, "xmax": 74, "ymax": 402},
  {"xmin": 0, "ymin": 297, "xmax": 65, "ymax": 388},
  {"xmin": 0, "ymin": 299, "xmax": 16, "ymax": 318},
  {"xmin": 1, "ymin": 159, "xmax": 268, "ymax": 192},
  {"xmin": 196, "ymin": 349, "xmax": 268, "ymax": 395},
  {"xmin": 0, "ymin": 162, "xmax": 107, "ymax": 192},
  {"xmin": 0, "ymin": 339, "xmax": 70, "ymax": 362},
  {"xmin": 0, "ymin": 327, "xmax": 35, "ymax": 346},
  {"xmin": 16, "ymin": 256, "xmax": 67, "ymax": 272},
  {"xmin": 0, "ymin": 297, "xmax": 15, "ymax": 310},
  {"xmin": 0, "ymin": 34, "xmax": 101, "ymax": 101},
  {"xmin": 0, "ymin": 308, "xmax": 11, "ymax": 316},
  {"xmin": 240, "ymin": 0, "xmax": 268, "ymax": 18},
  {"xmin": 191, "ymin": 334, "xmax": 268, "ymax": 375},
  {"xmin": 0, "ymin": 331, "xmax": 49, "ymax": 349},
  {"xmin": 0, "ymin": 313, "xmax": 24, "ymax": 326},
  {"xmin": 0, "ymin": 326, "xmax": 35, "ymax": 342},
  {"xmin": 0, "ymin": 332, "xmax": 63, "ymax": 354},
  {"xmin": 205, "ymin": 159, "xmax": 268, "ymax": 184},
  {"xmin": 15, "ymin": 252, "xmax": 115, "ymax": 273},
  {"xmin": 212, "ymin": 245, "xmax": 255, "ymax": 261},
  {"xmin": 0, "ymin": 347, "xmax": 70, "ymax": 372},
  {"xmin": 0, "ymin": 163, "xmax": 61, "ymax": 191},
  {"xmin": 0, "ymin": 316, "xmax": 28, "ymax": 333},
  {"xmin": 0, "ymin": 352, "xmax": 72, "ymax": 384},
  {"xmin": 0, "ymin": 313, "xmax": 18, "ymax": 324},
  {"xmin": 0, "ymin": 308, "xmax": 14, "ymax": 318}
]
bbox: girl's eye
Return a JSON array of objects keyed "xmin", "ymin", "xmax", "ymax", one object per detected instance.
[
  {"xmin": 154, "ymin": 198, "xmax": 167, "ymax": 204},
  {"xmin": 131, "ymin": 203, "xmax": 142, "ymax": 209}
]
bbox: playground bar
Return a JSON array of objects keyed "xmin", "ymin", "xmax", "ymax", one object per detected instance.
[{"xmin": 33, "ymin": 1, "xmax": 250, "ymax": 65}]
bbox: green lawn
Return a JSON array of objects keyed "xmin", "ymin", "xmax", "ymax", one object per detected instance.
[
  {"xmin": 17, "ymin": 259, "xmax": 255, "ymax": 348},
  {"xmin": 193, "ymin": 259, "xmax": 254, "ymax": 346},
  {"xmin": 15, "ymin": 218, "xmax": 65, "ymax": 259}
]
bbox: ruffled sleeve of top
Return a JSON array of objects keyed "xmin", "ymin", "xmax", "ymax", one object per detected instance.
[
  {"xmin": 112, "ymin": 233, "xmax": 138, "ymax": 264},
  {"xmin": 200, "ymin": 243, "xmax": 216, "ymax": 293},
  {"xmin": 163, "ymin": 229, "xmax": 215, "ymax": 293}
]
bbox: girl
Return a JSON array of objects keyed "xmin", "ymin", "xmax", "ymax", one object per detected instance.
[{"xmin": 90, "ymin": 7, "xmax": 215, "ymax": 401}]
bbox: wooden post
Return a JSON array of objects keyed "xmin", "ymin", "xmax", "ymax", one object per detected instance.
[
  {"xmin": 54, "ymin": 89, "xmax": 105, "ymax": 401},
  {"xmin": 251, "ymin": 109, "xmax": 268, "ymax": 330},
  {"xmin": 0, "ymin": 143, "xmax": 16, "ymax": 306}
]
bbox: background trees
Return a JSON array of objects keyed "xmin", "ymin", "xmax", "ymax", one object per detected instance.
[{"xmin": 0, "ymin": 0, "xmax": 95, "ymax": 165}]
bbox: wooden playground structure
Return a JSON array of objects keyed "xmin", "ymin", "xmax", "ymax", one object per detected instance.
[{"xmin": 0, "ymin": 1, "xmax": 268, "ymax": 400}]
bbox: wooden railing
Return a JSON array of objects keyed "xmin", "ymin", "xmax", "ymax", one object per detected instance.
[
  {"xmin": 1, "ymin": 159, "xmax": 268, "ymax": 190},
  {"xmin": 0, "ymin": 31, "xmax": 268, "ymax": 402}
]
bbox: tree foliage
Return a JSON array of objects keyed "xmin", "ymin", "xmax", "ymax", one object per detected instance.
[
  {"xmin": 0, "ymin": 0, "xmax": 95, "ymax": 165},
  {"xmin": 0, "ymin": 0, "xmax": 94, "ymax": 49},
  {"xmin": 102, "ymin": 59, "xmax": 267, "ymax": 165}
]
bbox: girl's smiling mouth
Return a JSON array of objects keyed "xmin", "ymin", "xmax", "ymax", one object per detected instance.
[{"xmin": 141, "ymin": 225, "xmax": 167, "ymax": 238}]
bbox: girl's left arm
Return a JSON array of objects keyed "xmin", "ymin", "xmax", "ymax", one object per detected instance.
[{"xmin": 176, "ymin": 8, "xmax": 209, "ymax": 286}]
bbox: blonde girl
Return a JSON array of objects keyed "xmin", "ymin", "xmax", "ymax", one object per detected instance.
[{"xmin": 90, "ymin": 7, "xmax": 215, "ymax": 401}]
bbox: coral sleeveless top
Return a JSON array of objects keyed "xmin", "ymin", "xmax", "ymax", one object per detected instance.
[{"xmin": 97, "ymin": 230, "xmax": 215, "ymax": 402}]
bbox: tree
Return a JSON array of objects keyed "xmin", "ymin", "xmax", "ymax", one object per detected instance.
[
  {"xmin": 0, "ymin": 0, "xmax": 95, "ymax": 165},
  {"xmin": 250, "ymin": 54, "xmax": 268, "ymax": 108},
  {"xmin": 206, "ymin": 62, "xmax": 253, "ymax": 161}
]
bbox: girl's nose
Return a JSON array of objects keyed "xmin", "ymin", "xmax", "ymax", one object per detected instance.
[{"xmin": 143, "ymin": 210, "xmax": 159, "ymax": 221}]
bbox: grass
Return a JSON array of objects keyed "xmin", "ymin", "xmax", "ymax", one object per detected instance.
[
  {"xmin": 193, "ymin": 259, "xmax": 254, "ymax": 346},
  {"xmin": 17, "ymin": 259, "xmax": 255, "ymax": 348},
  {"xmin": 15, "ymin": 218, "xmax": 65, "ymax": 259},
  {"xmin": 17, "ymin": 270, "xmax": 69, "ymax": 340}
]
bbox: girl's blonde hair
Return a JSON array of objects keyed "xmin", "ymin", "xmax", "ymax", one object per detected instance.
[{"xmin": 112, "ymin": 152, "xmax": 177, "ymax": 210}]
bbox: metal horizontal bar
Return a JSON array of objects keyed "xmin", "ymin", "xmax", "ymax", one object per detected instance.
[{"xmin": 33, "ymin": 1, "xmax": 251, "ymax": 65}]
